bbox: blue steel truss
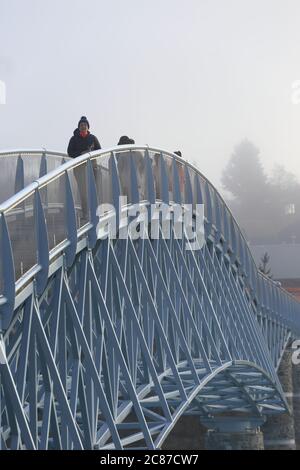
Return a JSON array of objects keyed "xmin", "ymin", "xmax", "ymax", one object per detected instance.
[{"xmin": 0, "ymin": 146, "xmax": 300, "ymax": 449}]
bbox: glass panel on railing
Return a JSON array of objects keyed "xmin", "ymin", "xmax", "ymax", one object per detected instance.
[
  {"xmin": 134, "ymin": 150, "xmax": 146, "ymax": 201},
  {"xmin": 198, "ymin": 175, "xmax": 206, "ymax": 207},
  {"xmin": 195, "ymin": 176, "xmax": 209, "ymax": 236},
  {"xmin": 163, "ymin": 155, "xmax": 174, "ymax": 202},
  {"xmin": 114, "ymin": 149, "xmax": 146, "ymax": 204},
  {"xmin": 188, "ymin": 167, "xmax": 197, "ymax": 206},
  {"xmin": 46, "ymin": 154, "xmax": 67, "ymax": 173},
  {"xmin": 39, "ymin": 174, "xmax": 68, "ymax": 251},
  {"xmin": 23, "ymin": 154, "xmax": 42, "ymax": 187},
  {"xmin": 250, "ymin": 257, "xmax": 257, "ymax": 292},
  {"xmin": 224, "ymin": 206, "xmax": 233, "ymax": 250},
  {"xmin": 233, "ymin": 220, "xmax": 241, "ymax": 262},
  {"xmin": 222, "ymin": 204, "xmax": 230, "ymax": 244},
  {"xmin": 0, "ymin": 153, "xmax": 67, "ymax": 206},
  {"xmin": 148, "ymin": 151, "xmax": 162, "ymax": 200},
  {"xmin": 5, "ymin": 193, "xmax": 37, "ymax": 280},
  {"xmin": 0, "ymin": 219, "xmax": 3, "ymax": 295},
  {"xmin": 173, "ymin": 159, "xmax": 185, "ymax": 202},
  {"xmin": 0, "ymin": 155, "xmax": 19, "ymax": 203},
  {"xmin": 204, "ymin": 181, "xmax": 213, "ymax": 224},
  {"xmin": 92, "ymin": 153, "xmax": 112, "ymax": 212},
  {"xmin": 208, "ymin": 184, "xmax": 216, "ymax": 228},
  {"xmin": 229, "ymin": 217, "xmax": 237, "ymax": 255},
  {"xmin": 216, "ymin": 193, "xmax": 225, "ymax": 237},
  {"xmin": 192, "ymin": 170, "xmax": 198, "ymax": 206},
  {"xmin": 116, "ymin": 149, "xmax": 132, "ymax": 205},
  {"xmin": 69, "ymin": 162, "xmax": 89, "ymax": 228}
]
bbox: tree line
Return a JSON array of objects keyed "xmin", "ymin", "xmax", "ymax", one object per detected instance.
[{"xmin": 221, "ymin": 139, "xmax": 300, "ymax": 245}]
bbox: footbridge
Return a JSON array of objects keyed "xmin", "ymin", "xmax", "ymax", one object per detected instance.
[{"xmin": 0, "ymin": 147, "xmax": 299, "ymax": 449}]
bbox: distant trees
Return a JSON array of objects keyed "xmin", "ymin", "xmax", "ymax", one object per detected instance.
[
  {"xmin": 268, "ymin": 164, "xmax": 300, "ymax": 215},
  {"xmin": 222, "ymin": 140, "xmax": 267, "ymax": 211},
  {"xmin": 222, "ymin": 139, "xmax": 300, "ymax": 244}
]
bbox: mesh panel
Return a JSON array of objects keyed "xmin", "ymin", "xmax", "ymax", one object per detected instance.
[
  {"xmin": 69, "ymin": 162, "xmax": 89, "ymax": 228},
  {"xmin": 148, "ymin": 151, "xmax": 162, "ymax": 200},
  {"xmin": 0, "ymin": 217, "xmax": 3, "ymax": 295},
  {"xmin": 6, "ymin": 193, "xmax": 37, "ymax": 280},
  {"xmin": 40, "ymin": 174, "xmax": 68, "ymax": 251},
  {"xmin": 92, "ymin": 153, "xmax": 112, "ymax": 210}
]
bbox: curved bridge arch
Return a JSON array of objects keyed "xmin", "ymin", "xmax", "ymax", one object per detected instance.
[{"xmin": 0, "ymin": 146, "xmax": 299, "ymax": 449}]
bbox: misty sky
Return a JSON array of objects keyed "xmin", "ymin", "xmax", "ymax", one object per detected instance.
[{"xmin": 1, "ymin": 0, "xmax": 300, "ymax": 190}]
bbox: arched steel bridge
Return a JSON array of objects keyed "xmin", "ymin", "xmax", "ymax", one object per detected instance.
[{"xmin": 0, "ymin": 147, "xmax": 299, "ymax": 450}]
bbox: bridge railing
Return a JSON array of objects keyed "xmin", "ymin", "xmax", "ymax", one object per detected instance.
[
  {"xmin": 0, "ymin": 149, "xmax": 69, "ymax": 204},
  {"xmin": 0, "ymin": 146, "xmax": 300, "ymax": 338}
]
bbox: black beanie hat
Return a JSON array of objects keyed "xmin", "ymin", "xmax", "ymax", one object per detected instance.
[
  {"xmin": 78, "ymin": 116, "xmax": 90, "ymax": 129},
  {"xmin": 118, "ymin": 135, "xmax": 130, "ymax": 145}
]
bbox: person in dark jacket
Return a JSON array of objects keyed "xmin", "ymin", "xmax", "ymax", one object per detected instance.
[
  {"xmin": 67, "ymin": 116, "xmax": 101, "ymax": 158},
  {"xmin": 116, "ymin": 136, "xmax": 146, "ymax": 200},
  {"xmin": 67, "ymin": 117, "xmax": 101, "ymax": 219},
  {"xmin": 117, "ymin": 135, "xmax": 135, "ymax": 146}
]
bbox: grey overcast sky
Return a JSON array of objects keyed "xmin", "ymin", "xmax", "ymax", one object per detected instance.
[{"xmin": 1, "ymin": 0, "xmax": 300, "ymax": 188}]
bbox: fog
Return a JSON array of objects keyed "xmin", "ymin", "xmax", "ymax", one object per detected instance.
[{"xmin": 1, "ymin": 0, "xmax": 300, "ymax": 190}]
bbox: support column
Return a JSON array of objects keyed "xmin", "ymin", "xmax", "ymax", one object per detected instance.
[
  {"xmin": 292, "ymin": 361, "xmax": 300, "ymax": 450},
  {"xmin": 162, "ymin": 416, "xmax": 206, "ymax": 450},
  {"xmin": 262, "ymin": 347, "xmax": 296, "ymax": 450},
  {"xmin": 202, "ymin": 417, "xmax": 265, "ymax": 450}
]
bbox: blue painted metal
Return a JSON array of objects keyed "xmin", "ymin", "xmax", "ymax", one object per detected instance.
[
  {"xmin": 0, "ymin": 146, "xmax": 300, "ymax": 449},
  {"xmin": 34, "ymin": 190, "xmax": 50, "ymax": 296},
  {"xmin": 14, "ymin": 156, "xmax": 25, "ymax": 194}
]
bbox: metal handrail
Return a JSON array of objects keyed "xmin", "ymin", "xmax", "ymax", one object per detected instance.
[
  {"xmin": 0, "ymin": 149, "xmax": 68, "ymax": 157},
  {"xmin": 1, "ymin": 147, "xmax": 297, "ymax": 450},
  {"xmin": 0, "ymin": 145, "xmax": 299, "ymax": 330}
]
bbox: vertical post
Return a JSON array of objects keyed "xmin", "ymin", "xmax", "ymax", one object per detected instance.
[
  {"xmin": 34, "ymin": 189, "xmax": 49, "ymax": 296},
  {"xmin": 202, "ymin": 416, "xmax": 265, "ymax": 450},
  {"xmin": 292, "ymin": 355, "xmax": 300, "ymax": 449},
  {"xmin": 65, "ymin": 170, "xmax": 77, "ymax": 267},
  {"xmin": 110, "ymin": 152, "xmax": 121, "ymax": 234},
  {"xmin": 162, "ymin": 416, "xmax": 206, "ymax": 450},
  {"xmin": 14, "ymin": 155, "xmax": 25, "ymax": 194},
  {"xmin": 87, "ymin": 159, "xmax": 98, "ymax": 249},
  {"xmin": 263, "ymin": 344, "xmax": 296, "ymax": 450}
]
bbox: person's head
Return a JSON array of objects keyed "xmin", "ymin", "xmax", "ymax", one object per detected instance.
[
  {"xmin": 78, "ymin": 116, "xmax": 90, "ymax": 133},
  {"xmin": 118, "ymin": 135, "xmax": 133, "ymax": 145}
]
